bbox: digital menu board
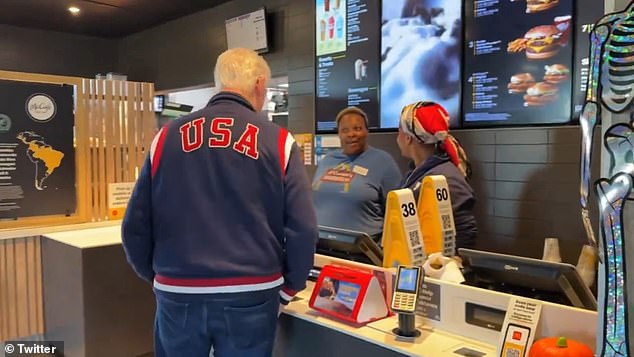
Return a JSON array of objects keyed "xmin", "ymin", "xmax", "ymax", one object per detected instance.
[
  {"xmin": 381, "ymin": 0, "xmax": 463, "ymax": 128},
  {"xmin": 315, "ymin": 0, "xmax": 381, "ymax": 133},
  {"xmin": 573, "ymin": 1, "xmax": 604, "ymax": 119},
  {"xmin": 463, "ymin": 0, "xmax": 574, "ymax": 127}
]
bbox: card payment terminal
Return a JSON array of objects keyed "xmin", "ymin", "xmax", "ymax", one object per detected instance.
[{"xmin": 391, "ymin": 265, "xmax": 423, "ymax": 313}]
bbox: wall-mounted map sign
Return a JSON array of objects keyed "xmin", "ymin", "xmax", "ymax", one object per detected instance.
[{"xmin": 0, "ymin": 80, "xmax": 75, "ymax": 219}]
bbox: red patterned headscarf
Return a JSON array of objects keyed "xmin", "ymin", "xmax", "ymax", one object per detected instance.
[{"xmin": 400, "ymin": 101, "xmax": 470, "ymax": 178}]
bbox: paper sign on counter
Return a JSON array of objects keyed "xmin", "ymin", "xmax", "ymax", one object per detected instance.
[{"xmin": 497, "ymin": 297, "xmax": 542, "ymax": 357}]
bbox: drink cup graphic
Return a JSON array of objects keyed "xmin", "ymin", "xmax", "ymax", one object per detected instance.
[
  {"xmin": 336, "ymin": 11, "xmax": 344, "ymax": 39},
  {"xmin": 355, "ymin": 59, "xmax": 367, "ymax": 80},
  {"xmin": 554, "ymin": 15, "xmax": 572, "ymax": 46},
  {"xmin": 320, "ymin": 19, "xmax": 326, "ymax": 42},
  {"xmin": 328, "ymin": 15, "xmax": 335, "ymax": 39},
  {"xmin": 355, "ymin": 59, "xmax": 363, "ymax": 80}
]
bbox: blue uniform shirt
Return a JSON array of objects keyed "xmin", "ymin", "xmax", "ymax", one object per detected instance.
[{"xmin": 312, "ymin": 147, "xmax": 402, "ymax": 236}]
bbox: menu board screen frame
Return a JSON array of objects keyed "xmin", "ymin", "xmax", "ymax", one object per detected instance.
[
  {"xmin": 461, "ymin": 0, "xmax": 576, "ymax": 128},
  {"xmin": 314, "ymin": 0, "xmax": 382, "ymax": 134},
  {"xmin": 313, "ymin": 0, "xmax": 604, "ymax": 132},
  {"xmin": 572, "ymin": 0, "xmax": 604, "ymax": 121},
  {"xmin": 380, "ymin": 0, "xmax": 464, "ymax": 130}
]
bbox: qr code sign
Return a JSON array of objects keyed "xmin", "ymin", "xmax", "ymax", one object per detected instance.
[
  {"xmin": 408, "ymin": 230, "xmax": 421, "ymax": 247},
  {"xmin": 504, "ymin": 348, "xmax": 521, "ymax": 357},
  {"xmin": 441, "ymin": 214, "xmax": 451, "ymax": 230}
]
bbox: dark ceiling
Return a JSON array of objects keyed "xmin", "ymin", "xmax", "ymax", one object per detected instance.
[{"xmin": 0, "ymin": 0, "xmax": 233, "ymax": 38}]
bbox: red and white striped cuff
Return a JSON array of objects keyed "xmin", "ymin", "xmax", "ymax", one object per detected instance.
[{"xmin": 279, "ymin": 287, "xmax": 297, "ymax": 305}]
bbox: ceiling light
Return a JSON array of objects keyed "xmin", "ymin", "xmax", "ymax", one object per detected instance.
[
  {"xmin": 277, "ymin": 83, "xmax": 289, "ymax": 88},
  {"xmin": 68, "ymin": 6, "xmax": 81, "ymax": 15}
]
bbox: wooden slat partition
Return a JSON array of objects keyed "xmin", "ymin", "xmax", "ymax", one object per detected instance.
[
  {"xmin": 84, "ymin": 79, "xmax": 155, "ymax": 221},
  {"xmin": 0, "ymin": 70, "xmax": 156, "ymax": 342},
  {"xmin": 0, "ymin": 237, "xmax": 42, "ymax": 342},
  {"xmin": 0, "ymin": 71, "xmax": 155, "ymax": 228}
]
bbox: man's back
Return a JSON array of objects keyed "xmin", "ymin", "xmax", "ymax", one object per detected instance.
[
  {"xmin": 123, "ymin": 91, "xmax": 317, "ymax": 297},
  {"xmin": 122, "ymin": 48, "xmax": 317, "ymax": 357},
  {"xmin": 152, "ymin": 93, "xmax": 291, "ymax": 283}
]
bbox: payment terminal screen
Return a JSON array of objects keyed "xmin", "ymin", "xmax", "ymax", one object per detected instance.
[{"xmin": 397, "ymin": 268, "xmax": 419, "ymax": 292}]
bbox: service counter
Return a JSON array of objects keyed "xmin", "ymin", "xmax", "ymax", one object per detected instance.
[
  {"xmin": 35, "ymin": 224, "xmax": 596, "ymax": 357},
  {"xmin": 275, "ymin": 254, "xmax": 597, "ymax": 357},
  {"xmin": 275, "ymin": 281, "xmax": 498, "ymax": 357},
  {"xmin": 41, "ymin": 225, "xmax": 154, "ymax": 357}
]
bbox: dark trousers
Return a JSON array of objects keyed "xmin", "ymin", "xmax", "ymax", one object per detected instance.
[{"xmin": 154, "ymin": 288, "xmax": 280, "ymax": 357}]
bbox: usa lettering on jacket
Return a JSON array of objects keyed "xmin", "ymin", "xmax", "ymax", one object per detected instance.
[{"xmin": 179, "ymin": 117, "xmax": 260, "ymax": 159}]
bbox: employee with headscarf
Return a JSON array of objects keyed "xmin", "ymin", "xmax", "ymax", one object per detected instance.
[{"xmin": 396, "ymin": 101, "xmax": 477, "ymax": 249}]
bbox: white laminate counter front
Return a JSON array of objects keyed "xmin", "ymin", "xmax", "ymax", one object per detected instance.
[{"xmin": 43, "ymin": 225, "xmax": 122, "ymax": 249}]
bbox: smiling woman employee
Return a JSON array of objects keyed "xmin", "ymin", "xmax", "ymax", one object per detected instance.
[{"xmin": 312, "ymin": 106, "xmax": 402, "ymax": 240}]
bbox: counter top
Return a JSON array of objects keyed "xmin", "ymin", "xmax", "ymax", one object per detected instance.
[
  {"xmin": 42, "ymin": 225, "xmax": 122, "ymax": 249},
  {"xmin": 0, "ymin": 221, "xmax": 120, "ymax": 241},
  {"xmin": 368, "ymin": 316, "xmax": 496, "ymax": 356},
  {"xmin": 283, "ymin": 282, "xmax": 496, "ymax": 357}
]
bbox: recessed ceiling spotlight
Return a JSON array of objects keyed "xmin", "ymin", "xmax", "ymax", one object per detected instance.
[{"xmin": 68, "ymin": 6, "xmax": 81, "ymax": 15}]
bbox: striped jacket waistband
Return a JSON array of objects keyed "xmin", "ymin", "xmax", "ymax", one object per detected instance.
[{"xmin": 153, "ymin": 273, "xmax": 284, "ymax": 294}]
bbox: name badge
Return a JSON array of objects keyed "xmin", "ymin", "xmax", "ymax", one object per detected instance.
[{"xmin": 353, "ymin": 165, "xmax": 368, "ymax": 176}]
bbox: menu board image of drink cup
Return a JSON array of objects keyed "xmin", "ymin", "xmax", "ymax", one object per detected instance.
[
  {"xmin": 381, "ymin": 0, "xmax": 463, "ymax": 129},
  {"xmin": 462, "ymin": 0, "xmax": 574, "ymax": 127},
  {"xmin": 315, "ymin": 0, "xmax": 381, "ymax": 133},
  {"xmin": 0, "ymin": 80, "xmax": 76, "ymax": 219},
  {"xmin": 317, "ymin": 0, "xmax": 347, "ymax": 56}
]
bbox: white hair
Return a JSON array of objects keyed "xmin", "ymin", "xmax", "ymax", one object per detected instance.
[{"xmin": 214, "ymin": 48, "xmax": 271, "ymax": 97}]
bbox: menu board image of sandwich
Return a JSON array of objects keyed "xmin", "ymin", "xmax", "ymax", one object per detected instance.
[
  {"xmin": 462, "ymin": 0, "xmax": 574, "ymax": 127},
  {"xmin": 526, "ymin": 0, "xmax": 559, "ymax": 13}
]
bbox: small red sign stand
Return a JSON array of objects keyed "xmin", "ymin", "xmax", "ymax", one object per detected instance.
[{"xmin": 309, "ymin": 265, "xmax": 389, "ymax": 324}]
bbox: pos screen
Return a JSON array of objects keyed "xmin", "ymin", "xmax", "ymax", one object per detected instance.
[{"xmin": 396, "ymin": 267, "xmax": 420, "ymax": 292}]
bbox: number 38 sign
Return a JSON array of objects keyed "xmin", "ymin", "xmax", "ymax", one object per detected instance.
[
  {"xmin": 381, "ymin": 175, "xmax": 458, "ymax": 268},
  {"xmin": 401, "ymin": 202, "xmax": 417, "ymax": 218},
  {"xmin": 382, "ymin": 189, "xmax": 426, "ymax": 267}
]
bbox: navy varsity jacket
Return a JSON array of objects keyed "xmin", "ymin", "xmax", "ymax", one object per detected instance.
[{"xmin": 122, "ymin": 92, "xmax": 318, "ymax": 304}]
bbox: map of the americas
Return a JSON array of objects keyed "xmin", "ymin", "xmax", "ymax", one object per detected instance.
[{"xmin": 17, "ymin": 131, "xmax": 64, "ymax": 190}]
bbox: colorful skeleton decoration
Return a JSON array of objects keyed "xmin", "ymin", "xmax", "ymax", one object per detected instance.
[{"xmin": 580, "ymin": 2, "xmax": 634, "ymax": 356}]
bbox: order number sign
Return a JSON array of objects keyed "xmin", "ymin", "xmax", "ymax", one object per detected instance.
[
  {"xmin": 436, "ymin": 188, "xmax": 449, "ymax": 202},
  {"xmin": 398, "ymin": 195, "xmax": 425, "ymax": 265},
  {"xmin": 401, "ymin": 202, "xmax": 417, "ymax": 217}
]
